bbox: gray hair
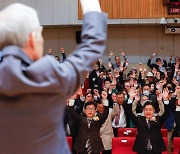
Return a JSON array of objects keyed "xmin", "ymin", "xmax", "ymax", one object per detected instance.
[{"xmin": 0, "ymin": 3, "xmax": 41, "ymax": 50}]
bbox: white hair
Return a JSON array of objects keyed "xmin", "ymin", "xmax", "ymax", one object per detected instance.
[{"xmin": 0, "ymin": 3, "xmax": 41, "ymax": 50}]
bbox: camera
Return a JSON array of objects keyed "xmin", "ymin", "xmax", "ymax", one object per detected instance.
[{"xmin": 160, "ymin": 17, "xmax": 167, "ymax": 26}]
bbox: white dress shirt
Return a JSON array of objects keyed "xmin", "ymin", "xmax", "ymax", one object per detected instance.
[{"xmin": 112, "ymin": 105, "xmax": 126, "ymax": 128}]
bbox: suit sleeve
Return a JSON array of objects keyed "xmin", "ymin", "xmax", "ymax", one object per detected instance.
[
  {"xmin": 147, "ymin": 58, "xmax": 152, "ymax": 69},
  {"xmin": 68, "ymin": 106, "xmax": 81, "ymax": 123},
  {"xmin": 36, "ymin": 12, "xmax": 107, "ymax": 98},
  {"xmin": 123, "ymin": 101, "xmax": 138, "ymax": 125},
  {"xmin": 159, "ymin": 103, "xmax": 170, "ymax": 125},
  {"xmin": 98, "ymin": 106, "xmax": 109, "ymax": 125}
]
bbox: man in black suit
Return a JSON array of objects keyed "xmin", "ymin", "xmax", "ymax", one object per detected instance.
[
  {"xmin": 126, "ymin": 87, "xmax": 170, "ymax": 154},
  {"xmin": 68, "ymin": 100, "xmax": 109, "ymax": 154}
]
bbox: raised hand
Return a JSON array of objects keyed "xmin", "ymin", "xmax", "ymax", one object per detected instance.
[
  {"xmin": 151, "ymin": 52, "xmax": 156, "ymax": 59},
  {"xmin": 162, "ymin": 87, "xmax": 169, "ymax": 101},
  {"xmin": 174, "ymin": 85, "xmax": 180, "ymax": 96},
  {"xmin": 108, "ymin": 61, "xmax": 112, "ymax": 69},
  {"xmin": 172, "ymin": 78, "xmax": 178, "ymax": 86},
  {"xmin": 80, "ymin": 0, "xmax": 101, "ymax": 15},
  {"xmin": 139, "ymin": 63, "xmax": 143, "ymax": 72},
  {"xmin": 128, "ymin": 87, "xmax": 137, "ymax": 99},
  {"xmin": 109, "ymin": 51, "xmax": 114, "ymax": 57},
  {"xmin": 121, "ymin": 51, "xmax": 126, "ymax": 57},
  {"xmin": 60, "ymin": 48, "xmax": 64, "ymax": 53}
]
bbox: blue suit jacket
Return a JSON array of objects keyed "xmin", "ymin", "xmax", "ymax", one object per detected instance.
[{"xmin": 0, "ymin": 12, "xmax": 107, "ymax": 154}]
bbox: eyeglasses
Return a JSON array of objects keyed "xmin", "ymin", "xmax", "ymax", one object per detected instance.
[
  {"xmin": 86, "ymin": 95, "xmax": 92, "ymax": 98},
  {"xmin": 85, "ymin": 107, "xmax": 96, "ymax": 111},
  {"xmin": 144, "ymin": 109, "xmax": 153, "ymax": 112}
]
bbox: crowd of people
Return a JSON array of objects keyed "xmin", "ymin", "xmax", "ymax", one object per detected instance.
[
  {"xmin": 51, "ymin": 49, "xmax": 180, "ymax": 154},
  {"xmin": 0, "ymin": 0, "xmax": 179, "ymax": 154}
]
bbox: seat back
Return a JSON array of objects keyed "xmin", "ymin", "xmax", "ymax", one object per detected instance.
[
  {"xmin": 173, "ymin": 137, "xmax": 180, "ymax": 154},
  {"xmin": 118, "ymin": 128, "xmax": 137, "ymax": 137},
  {"xmin": 112, "ymin": 137, "xmax": 136, "ymax": 154},
  {"xmin": 161, "ymin": 129, "xmax": 168, "ymax": 137},
  {"xmin": 162, "ymin": 137, "xmax": 168, "ymax": 154},
  {"xmin": 66, "ymin": 136, "xmax": 72, "ymax": 151}
]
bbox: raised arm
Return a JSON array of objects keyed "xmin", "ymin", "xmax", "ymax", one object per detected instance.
[
  {"xmin": 29, "ymin": 0, "xmax": 108, "ymax": 100},
  {"xmin": 111, "ymin": 103, "xmax": 120, "ymax": 119},
  {"xmin": 156, "ymin": 92, "xmax": 164, "ymax": 116},
  {"xmin": 68, "ymin": 99, "xmax": 81, "ymax": 122},
  {"xmin": 123, "ymin": 88, "xmax": 138, "ymax": 125},
  {"xmin": 132, "ymin": 95, "xmax": 140, "ymax": 116},
  {"xmin": 98, "ymin": 91, "xmax": 109, "ymax": 125},
  {"xmin": 159, "ymin": 88, "xmax": 170, "ymax": 125}
]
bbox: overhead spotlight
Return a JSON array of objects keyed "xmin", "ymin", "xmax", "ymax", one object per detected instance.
[{"xmin": 160, "ymin": 17, "xmax": 167, "ymax": 26}]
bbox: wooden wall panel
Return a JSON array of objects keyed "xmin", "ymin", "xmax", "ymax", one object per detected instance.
[
  {"xmin": 149, "ymin": 0, "xmax": 158, "ymax": 18},
  {"xmin": 123, "ymin": 0, "xmax": 139, "ymax": 18},
  {"xmin": 139, "ymin": 0, "xmax": 150, "ymax": 18},
  {"xmin": 78, "ymin": 0, "xmax": 180, "ymax": 19}
]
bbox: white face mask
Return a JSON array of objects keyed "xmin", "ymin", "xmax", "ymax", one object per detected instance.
[
  {"xmin": 94, "ymin": 95, "xmax": 99, "ymax": 100},
  {"xmin": 104, "ymin": 84, "xmax": 110, "ymax": 89},
  {"xmin": 80, "ymin": 96, "xmax": 85, "ymax": 101},
  {"xmin": 102, "ymin": 75, "xmax": 106, "ymax": 79},
  {"xmin": 143, "ymin": 90, "xmax": 150, "ymax": 96}
]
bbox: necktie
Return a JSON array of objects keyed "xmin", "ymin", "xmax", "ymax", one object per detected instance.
[
  {"xmin": 87, "ymin": 119, "xmax": 92, "ymax": 154},
  {"xmin": 147, "ymin": 139, "xmax": 152, "ymax": 150},
  {"xmin": 87, "ymin": 119, "xmax": 92, "ymax": 128},
  {"xmin": 147, "ymin": 120, "xmax": 150, "ymax": 129},
  {"xmin": 146, "ymin": 120, "xmax": 152, "ymax": 150},
  {"xmin": 115, "ymin": 114, "xmax": 120, "ymax": 126},
  {"xmin": 115, "ymin": 105, "xmax": 121, "ymax": 126}
]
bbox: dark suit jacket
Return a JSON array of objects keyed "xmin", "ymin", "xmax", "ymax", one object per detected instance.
[
  {"xmin": 125, "ymin": 102, "xmax": 170, "ymax": 153},
  {"xmin": 69, "ymin": 106, "xmax": 109, "ymax": 153},
  {"xmin": 89, "ymin": 69, "xmax": 100, "ymax": 89},
  {"xmin": 147, "ymin": 58, "xmax": 167, "ymax": 70},
  {"xmin": 0, "ymin": 12, "xmax": 107, "ymax": 154}
]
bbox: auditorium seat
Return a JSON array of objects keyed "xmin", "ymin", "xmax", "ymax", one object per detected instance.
[
  {"xmin": 161, "ymin": 129, "xmax": 168, "ymax": 137},
  {"xmin": 162, "ymin": 137, "xmax": 168, "ymax": 154},
  {"xmin": 112, "ymin": 137, "xmax": 136, "ymax": 154},
  {"xmin": 173, "ymin": 137, "xmax": 180, "ymax": 154},
  {"xmin": 118, "ymin": 128, "xmax": 137, "ymax": 137},
  {"xmin": 66, "ymin": 136, "xmax": 72, "ymax": 151}
]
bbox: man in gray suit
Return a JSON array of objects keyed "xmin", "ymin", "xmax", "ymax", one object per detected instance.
[{"xmin": 0, "ymin": 0, "xmax": 107, "ymax": 154}]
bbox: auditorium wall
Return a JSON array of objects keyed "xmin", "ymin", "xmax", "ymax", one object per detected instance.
[
  {"xmin": 43, "ymin": 25, "xmax": 180, "ymax": 65},
  {"xmin": 0, "ymin": 0, "xmax": 179, "ymax": 68}
]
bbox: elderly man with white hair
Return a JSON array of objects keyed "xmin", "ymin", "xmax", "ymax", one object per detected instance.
[{"xmin": 0, "ymin": 0, "xmax": 107, "ymax": 154}]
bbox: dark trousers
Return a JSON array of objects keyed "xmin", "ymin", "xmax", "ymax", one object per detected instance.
[
  {"xmin": 113, "ymin": 127, "xmax": 118, "ymax": 137},
  {"xmin": 138, "ymin": 151, "xmax": 161, "ymax": 154},
  {"xmin": 102, "ymin": 150, "xmax": 111, "ymax": 154},
  {"xmin": 78, "ymin": 149, "xmax": 100, "ymax": 154}
]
